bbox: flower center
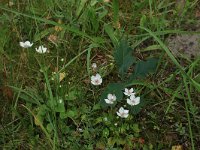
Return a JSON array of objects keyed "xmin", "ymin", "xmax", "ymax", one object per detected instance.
[{"xmin": 95, "ymin": 79, "xmax": 99, "ymax": 84}]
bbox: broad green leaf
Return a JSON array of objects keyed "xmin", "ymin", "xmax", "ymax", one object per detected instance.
[
  {"xmin": 114, "ymin": 40, "xmax": 136, "ymax": 78},
  {"xmin": 132, "ymin": 58, "xmax": 158, "ymax": 79}
]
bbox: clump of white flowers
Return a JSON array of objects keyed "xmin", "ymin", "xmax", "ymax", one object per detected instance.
[
  {"xmin": 19, "ymin": 41, "xmax": 33, "ymax": 48},
  {"xmin": 124, "ymin": 88, "xmax": 140, "ymax": 106},
  {"xmin": 115, "ymin": 88, "xmax": 140, "ymax": 119},
  {"xmin": 90, "ymin": 63, "xmax": 102, "ymax": 85},
  {"xmin": 89, "ymin": 63, "xmax": 140, "ymax": 119},
  {"xmin": 19, "ymin": 41, "xmax": 48, "ymax": 54}
]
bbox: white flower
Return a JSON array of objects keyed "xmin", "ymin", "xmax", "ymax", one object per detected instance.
[
  {"xmin": 104, "ymin": 94, "xmax": 116, "ymax": 104},
  {"xmin": 91, "ymin": 73, "xmax": 102, "ymax": 85},
  {"xmin": 61, "ymin": 58, "xmax": 64, "ymax": 62},
  {"xmin": 127, "ymin": 95, "xmax": 140, "ymax": 106},
  {"xmin": 19, "ymin": 41, "xmax": 33, "ymax": 48},
  {"xmin": 35, "ymin": 45, "xmax": 47, "ymax": 53},
  {"xmin": 124, "ymin": 88, "xmax": 135, "ymax": 96},
  {"xmin": 116, "ymin": 107, "xmax": 129, "ymax": 118},
  {"xmin": 91, "ymin": 63, "xmax": 97, "ymax": 69}
]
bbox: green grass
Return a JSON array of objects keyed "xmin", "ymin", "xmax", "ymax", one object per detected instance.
[{"xmin": 0, "ymin": 0, "xmax": 200, "ymax": 149}]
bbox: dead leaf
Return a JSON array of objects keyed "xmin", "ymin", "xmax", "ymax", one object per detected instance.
[
  {"xmin": 48, "ymin": 34, "xmax": 58, "ymax": 44},
  {"xmin": 54, "ymin": 19, "xmax": 63, "ymax": 32},
  {"xmin": 195, "ymin": 9, "xmax": 200, "ymax": 18},
  {"xmin": 176, "ymin": 0, "xmax": 186, "ymax": 15},
  {"xmin": 171, "ymin": 145, "xmax": 183, "ymax": 150},
  {"xmin": 2, "ymin": 86, "xmax": 13, "ymax": 101},
  {"xmin": 59, "ymin": 72, "xmax": 66, "ymax": 82}
]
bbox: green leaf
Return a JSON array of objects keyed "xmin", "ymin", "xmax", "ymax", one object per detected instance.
[
  {"xmin": 68, "ymin": 110, "xmax": 78, "ymax": 118},
  {"xmin": 35, "ymin": 105, "xmax": 48, "ymax": 125},
  {"xmin": 65, "ymin": 87, "xmax": 83, "ymax": 101},
  {"xmin": 113, "ymin": 0, "xmax": 119, "ymax": 26},
  {"xmin": 55, "ymin": 101, "xmax": 65, "ymax": 113},
  {"xmin": 76, "ymin": 0, "xmax": 88, "ymax": 17},
  {"xmin": 46, "ymin": 123, "xmax": 53, "ymax": 133},
  {"xmin": 140, "ymin": 14, "xmax": 147, "ymax": 27},
  {"xmin": 104, "ymin": 24, "xmax": 118, "ymax": 46},
  {"xmin": 88, "ymin": 8, "xmax": 99, "ymax": 33},
  {"xmin": 60, "ymin": 112, "xmax": 68, "ymax": 119},
  {"xmin": 59, "ymin": 109, "xmax": 78, "ymax": 119},
  {"xmin": 100, "ymin": 83, "xmax": 124, "ymax": 108},
  {"xmin": 10, "ymin": 86, "xmax": 43, "ymax": 105},
  {"xmin": 131, "ymin": 123, "xmax": 140, "ymax": 133},
  {"xmin": 114, "ymin": 40, "xmax": 136, "ymax": 78},
  {"xmin": 132, "ymin": 57, "xmax": 158, "ymax": 79}
]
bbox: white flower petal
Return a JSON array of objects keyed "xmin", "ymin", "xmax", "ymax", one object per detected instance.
[
  {"xmin": 20, "ymin": 42, "xmax": 24, "ymax": 47},
  {"xmin": 130, "ymin": 88, "xmax": 134, "ymax": 93},
  {"xmin": 118, "ymin": 107, "xmax": 124, "ymax": 113},
  {"xmin": 96, "ymin": 73, "xmax": 101, "ymax": 78},
  {"xmin": 123, "ymin": 113, "xmax": 129, "ymax": 118},
  {"xmin": 98, "ymin": 78, "xmax": 102, "ymax": 84},
  {"xmin": 127, "ymin": 99, "xmax": 132, "ymax": 105},
  {"xmin": 134, "ymin": 97, "xmax": 140, "ymax": 105},
  {"xmin": 105, "ymin": 99, "xmax": 114, "ymax": 104},
  {"xmin": 124, "ymin": 109, "xmax": 129, "ymax": 114},
  {"xmin": 91, "ymin": 75, "xmax": 95, "ymax": 81},
  {"xmin": 112, "ymin": 95, "xmax": 116, "ymax": 101},
  {"xmin": 107, "ymin": 94, "xmax": 113, "ymax": 100},
  {"xmin": 130, "ymin": 94, "xmax": 136, "ymax": 100},
  {"xmin": 116, "ymin": 112, "xmax": 121, "ymax": 117},
  {"xmin": 125, "ymin": 88, "xmax": 128, "ymax": 93}
]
